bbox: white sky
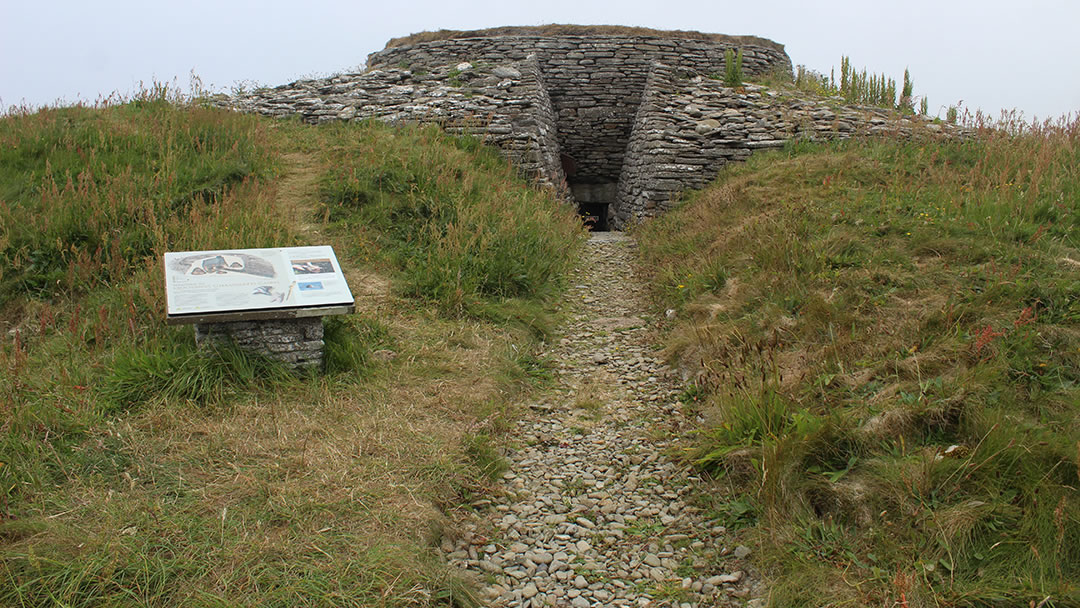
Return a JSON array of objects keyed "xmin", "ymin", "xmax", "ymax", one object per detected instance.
[{"xmin": 3, "ymin": 0, "xmax": 1078, "ymax": 121}]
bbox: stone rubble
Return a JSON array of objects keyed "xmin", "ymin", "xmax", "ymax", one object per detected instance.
[{"xmin": 441, "ymin": 233, "xmax": 761, "ymax": 607}]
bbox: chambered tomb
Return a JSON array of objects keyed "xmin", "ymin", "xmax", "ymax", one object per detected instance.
[{"xmin": 222, "ymin": 26, "xmax": 958, "ymax": 229}]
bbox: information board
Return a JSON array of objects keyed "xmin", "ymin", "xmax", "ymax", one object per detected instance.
[{"xmin": 164, "ymin": 246, "xmax": 354, "ymax": 321}]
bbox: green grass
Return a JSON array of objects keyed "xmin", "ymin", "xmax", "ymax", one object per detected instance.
[
  {"xmin": 101, "ymin": 330, "xmax": 299, "ymax": 411},
  {"xmin": 0, "ymin": 94, "xmax": 580, "ymax": 607},
  {"xmin": 1, "ymin": 90, "xmax": 299, "ymax": 518},
  {"xmin": 316, "ymin": 120, "xmax": 585, "ymax": 323},
  {"xmin": 0, "ymin": 92, "xmax": 286, "ymax": 305},
  {"xmin": 637, "ymin": 115, "xmax": 1080, "ymax": 606}
]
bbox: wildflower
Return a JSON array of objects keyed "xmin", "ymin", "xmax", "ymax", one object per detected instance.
[
  {"xmin": 973, "ymin": 324, "xmax": 1005, "ymax": 356},
  {"xmin": 1014, "ymin": 305, "xmax": 1037, "ymax": 328}
]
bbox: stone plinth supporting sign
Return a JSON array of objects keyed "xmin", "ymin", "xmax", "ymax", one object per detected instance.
[
  {"xmin": 194, "ymin": 317, "xmax": 326, "ymax": 370},
  {"xmin": 163, "ymin": 246, "xmax": 354, "ymax": 371}
]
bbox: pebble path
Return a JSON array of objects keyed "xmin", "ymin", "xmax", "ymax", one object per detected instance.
[{"xmin": 442, "ymin": 233, "xmax": 765, "ymax": 608}]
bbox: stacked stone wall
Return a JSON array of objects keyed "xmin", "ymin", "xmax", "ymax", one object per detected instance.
[
  {"xmin": 222, "ymin": 56, "xmax": 566, "ymax": 190},
  {"xmin": 220, "ymin": 31, "xmax": 967, "ymax": 231},
  {"xmin": 195, "ymin": 317, "xmax": 324, "ymax": 370},
  {"xmin": 612, "ymin": 63, "xmax": 965, "ymax": 227},
  {"xmin": 368, "ymin": 35, "xmax": 792, "ymax": 185}
]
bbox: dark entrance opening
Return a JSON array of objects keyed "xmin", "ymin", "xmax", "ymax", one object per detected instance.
[
  {"xmin": 578, "ymin": 202, "xmax": 609, "ymax": 231},
  {"xmin": 570, "ymin": 181, "xmax": 615, "ymax": 232}
]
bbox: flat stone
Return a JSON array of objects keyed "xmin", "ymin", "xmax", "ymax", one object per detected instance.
[
  {"xmin": 479, "ymin": 560, "xmax": 501, "ymax": 573},
  {"xmin": 522, "ymin": 582, "xmax": 538, "ymax": 599},
  {"xmin": 695, "ymin": 118, "xmax": 722, "ymax": 134},
  {"xmin": 719, "ymin": 571, "xmax": 744, "ymax": 583}
]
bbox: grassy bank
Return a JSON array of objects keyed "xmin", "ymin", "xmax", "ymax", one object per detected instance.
[
  {"xmin": 637, "ymin": 117, "xmax": 1079, "ymax": 606},
  {"xmin": 315, "ymin": 121, "xmax": 583, "ymax": 325},
  {"xmin": 0, "ymin": 95, "xmax": 582, "ymax": 606}
]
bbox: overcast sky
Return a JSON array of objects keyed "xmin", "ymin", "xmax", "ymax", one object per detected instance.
[{"xmin": 3, "ymin": 0, "xmax": 1078, "ymax": 121}]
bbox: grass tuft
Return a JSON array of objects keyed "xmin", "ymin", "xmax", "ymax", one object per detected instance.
[
  {"xmin": 101, "ymin": 330, "xmax": 297, "ymax": 411},
  {"xmin": 322, "ymin": 315, "xmax": 391, "ymax": 375}
]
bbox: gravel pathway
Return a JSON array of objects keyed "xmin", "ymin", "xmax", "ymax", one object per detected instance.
[{"xmin": 442, "ymin": 233, "xmax": 764, "ymax": 608}]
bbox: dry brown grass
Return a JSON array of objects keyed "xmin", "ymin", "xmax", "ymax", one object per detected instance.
[
  {"xmin": 7, "ymin": 248, "xmax": 530, "ymax": 605},
  {"xmin": 383, "ymin": 24, "xmax": 786, "ymax": 53},
  {"xmin": 273, "ymin": 151, "xmax": 324, "ymax": 238}
]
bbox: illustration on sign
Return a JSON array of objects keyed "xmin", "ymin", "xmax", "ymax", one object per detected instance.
[
  {"xmin": 291, "ymin": 258, "xmax": 335, "ymax": 274},
  {"xmin": 169, "ymin": 252, "xmax": 277, "ymax": 278},
  {"xmin": 164, "ymin": 246, "xmax": 354, "ymax": 318}
]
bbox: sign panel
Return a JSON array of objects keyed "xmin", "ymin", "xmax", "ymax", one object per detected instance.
[{"xmin": 164, "ymin": 246, "xmax": 354, "ymax": 318}]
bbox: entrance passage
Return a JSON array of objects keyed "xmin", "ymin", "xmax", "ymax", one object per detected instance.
[
  {"xmin": 578, "ymin": 202, "xmax": 609, "ymax": 231},
  {"xmin": 570, "ymin": 181, "xmax": 616, "ymax": 232}
]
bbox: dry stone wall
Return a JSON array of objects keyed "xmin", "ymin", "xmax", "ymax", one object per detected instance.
[
  {"xmin": 612, "ymin": 64, "xmax": 959, "ymax": 227},
  {"xmin": 368, "ymin": 35, "xmax": 792, "ymax": 193},
  {"xmin": 222, "ymin": 56, "xmax": 567, "ymax": 190},
  {"xmin": 220, "ymin": 30, "xmax": 964, "ymax": 230},
  {"xmin": 195, "ymin": 318, "xmax": 324, "ymax": 370}
]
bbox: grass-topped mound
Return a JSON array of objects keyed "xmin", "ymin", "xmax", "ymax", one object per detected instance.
[
  {"xmin": 383, "ymin": 24, "xmax": 786, "ymax": 53},
  {"xmin": 0, "ymin": 93, "xmax": 582, "ymax": 606},
  {"xmin": 0, "ymin": 95, "xmax": 285, "ymax": 305},
  {"xmin": 637, "ymin": 117, "xmax": 1079, "ymax": 606}
]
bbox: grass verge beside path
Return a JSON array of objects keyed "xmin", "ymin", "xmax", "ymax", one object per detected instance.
[
  {"xmin": 0, "ymin": 96, "xmax": 582, "ymax": 606},
  {"xmin": 314, "ymin": 120, "xmax": 583, "ymax": 326},
  {"xmin": 637, "ymin": 118, "xmax": 1079, "ymax": 607}
]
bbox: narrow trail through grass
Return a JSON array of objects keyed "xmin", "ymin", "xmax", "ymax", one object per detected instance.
[{"xmin": 273, "ymin": 150, "xmax": 323, "ymax": 238}]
